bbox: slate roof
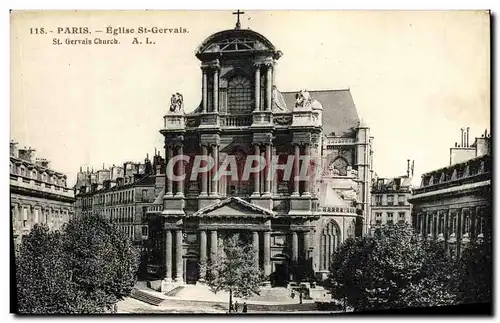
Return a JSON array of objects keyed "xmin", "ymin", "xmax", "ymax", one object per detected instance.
[{"xmin": 281, "ymin": 89, "xmax": 360, "ymax": 136}]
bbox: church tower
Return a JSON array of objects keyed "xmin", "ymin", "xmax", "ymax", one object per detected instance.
[{"xmin": 147, "ymin": 13, "xmax": 373, "ymax": 289}]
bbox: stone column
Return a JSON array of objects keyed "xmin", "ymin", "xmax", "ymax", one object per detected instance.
[
  {"xmin": 266, "ymin": 64, "xmax": 273, "ymax": 111},
  {"xmin": 202, "ymin": 68, "xmax": 207, "ymax": 113},
  {"xmin": 213, "ymin": 68, "xmax": 219, "ymax": 113},
  {"xmin": 303, "ymin": 144, "xmax": 311, "ymax": 196},
  {"xmin": 292, "ymin": 144, "xmax": 300, "ymax": 196},
  {"xmin": 428, "ymin": 212, "xmax": 433, "ymax": 238},
  {"xmin": 210, "ymin": 230, "xmax": 218, "ymax": 260},
  {"xmin": 252, "ymin": 231, "xmax": 259, "ymax": 268},
  {"xmin": 210, "ymin": 145, "xmax": 219, "ymax": 197},
  {"xmin": 200, "ymin": 145, "xmax": 208, "ymax": 197},
  {"xmin": 166, "ymin": 144, "xmax": 173, "ymax": 197},
  {"xmin": 165, "ymin": 230, "xmax": 172, "ymax": 282},
  {"xmin": 263, "ymin": 231, "xmax": 271, "ymax": 280},
  {"xmin": 175, "ymin": 144, "xmax": 184, "ymax": 197},
  {"xmin": 254, "ymin": 64, "xmax": 261, "ymax": 112},
  {"xmin": 252, "ymin": 144, "xmax": 261, "ymax": 196},
  {"xmin": 175, "ymin": 229, "xmax": 183, "ymax": 282},
  {"xmin": 303, "ymin": 230, "xmax": 310, "ymax": 260},
  {"xmin": 272, "ymin": 146, "xmax": 278, "ymax": 195},
  {"xmin": 200, "ymin": 230, "xmax": 207, "ymax": 281},
  {"xmin": 291, "ymin": 231, "xmax": 298, "ymax": 262},
  {"xmin": 264, "ymin": 144, "xmax": 272, "ymax": 196}
]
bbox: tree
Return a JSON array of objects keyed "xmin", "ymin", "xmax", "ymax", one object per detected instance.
[
  {"xmin": 16, "ymin": 224, "xmax": 78, "ymax": 314},
  {"xmin": 455, "ymin": 236, "xmax": 492, "ymax": 304},
  {"xmin": 63, "ymin": 214, "xmax": 140, "ymax": 312},
  {"xmin": 202, "ymin": 234, "xmax": 264, "ymax": 312},
  {"xmin": 16, "ymin": 215, "xmax": 140, "ymax": 314},
  {"xmin": 329, "ymin": 223, "xmax": 457, "ymax": 311}
]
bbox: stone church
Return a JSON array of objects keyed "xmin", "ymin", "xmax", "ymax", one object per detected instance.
[{"xmin": 146, "ymin": 18, "xmax": 374, "ymax": 289}]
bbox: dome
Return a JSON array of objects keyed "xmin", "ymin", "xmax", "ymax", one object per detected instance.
[{"xmin": 195, "ymin": 28, "xmax": 282, "ymax": 60}]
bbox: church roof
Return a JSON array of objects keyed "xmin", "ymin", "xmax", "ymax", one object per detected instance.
[
  {"xmin": 195, "ymin": 28, "xmax": 280, "ymax": 59},
  {"xmin": 281, "ymin": 89, "xmax": 360, "ymax": 136}
]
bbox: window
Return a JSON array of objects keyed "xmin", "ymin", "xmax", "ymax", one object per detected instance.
[
  {"xmin": 398, "ymin": 212, "xmax": 406, "ymax": 223},
  {"xmin": 227, "ymin": 75, "xmax": 253, "ymax": 114},
  {"xmin": 375, "ymin": 195, "xmax": 382, "ymax": 206},
  {"xmin": 387, "ymin": 212, "xmax": 394, "ymax": 225},
  {"xmin": 331, "ymin": 157, "xmax": 348, "ymax": 176},
  {"xmin": 387, "ymin": 195, "xmax": 394, "ymax": 206},
  {"xmin": 376, "ymin": 219, "xmax": 382, "ymax": 225},
  {"xmin": 142, "ymin": 189, "xmax": 148, "ymax": 202},
  {"xmin": 375, "ymin": 212, "xmax": 382, "ymax": 218},
  {"xmin": 398, "ymin": 195, "xmax": 405, "ymax": 206},
  {"xmin": 377, "ymin": 179, "xmax": 384, "ymax": 190},
  {"xmin": 142, "ymin": 226, "xmax": 148, "ymax": 237},
  {"xmin": 394, "ymin": 178, "xmax": 401, "ymax": 190},
  {"xmin": 273, "ymin": 235, "xmax": 286, "ymax": 246},
  {"xmin": 184, "ymin": 233, "xmax": 197, "ymax": 244}
]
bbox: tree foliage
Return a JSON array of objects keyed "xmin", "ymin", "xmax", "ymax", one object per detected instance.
[
  {"xmin": 329, "ymin": 223, "xmax": 457, "ymax": 311},
  {"xmin": 16, "ymin": 215, "xmax": 140, "ymax": 314},
  {"xmin": 202, "ymin": 234, "xmax": 264, "ymax": 309},
  {"xmin": 455, "ymin": 236, "xmax": 492, "ymax": 304}
]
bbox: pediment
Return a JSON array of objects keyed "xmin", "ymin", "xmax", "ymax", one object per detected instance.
[{"xmin": 193, "ymin": 197, "xmax": 274, "ymax": 218}]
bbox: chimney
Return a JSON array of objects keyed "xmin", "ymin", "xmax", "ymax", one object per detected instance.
[
  {"xmin": 35, "ymin": 158, "xmax": 50, "ymax": 168},
  {"xmin": 455, "ymin": 142, "xmax": 458, "ymax": 148},
  {"xmin": 460, "ymin": 128, "xmax": 464, "ymax": 147},
  {"xmin": 407, "ymin": 159, "xmax": 410, "ymax": 177},
  {"xmin": 18, "ymin": 147, "xmax": 36, "ymax": 162},
  {"xmin": 466, "ymin": 127, "xmax": 470, "ymax": 147},
  {"xmin": 411, "ymin": 160, "xmax": 415, "ymax": 177},
  {"xmin": 10, "ymin": 141, "xmax": 18, "ymax": 157}
]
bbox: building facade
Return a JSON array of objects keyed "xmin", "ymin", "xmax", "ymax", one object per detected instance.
[
  {"xmin": 146, "ymin": 20, "xmax": 374, "ymax": 288},
  {"xmin": 371, "ymin": 163, "xmax": 413, "ymax": 230},
  {"xmin": 409, "ymin": 130, "xmax": 491, "ymax": 257},
  {"xmin": 10, "ymin": 141, "xmax": 75, "ymax": 251},
  {"xmin": 74, "ymin": 155, "xmax": 160, "ymax": 247}
]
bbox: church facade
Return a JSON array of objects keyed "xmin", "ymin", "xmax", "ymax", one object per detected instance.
[{"xmin": 146, "ymin": 21, "xmax": 374, "ymax": 288}]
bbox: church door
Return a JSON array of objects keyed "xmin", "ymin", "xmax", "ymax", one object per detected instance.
[{"xmin": 185, "ymin": 259, "xmax": 199, "ymax": 284}]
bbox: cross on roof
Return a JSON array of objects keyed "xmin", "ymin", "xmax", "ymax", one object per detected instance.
[{"xmin": 232, "ymin": 10, "xmax": 245, "ymax": 29}]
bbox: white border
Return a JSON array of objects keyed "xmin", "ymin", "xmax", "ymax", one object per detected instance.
[{"xmin": 3, "ymin": 1, "xmax": 498, "ymax": 322}]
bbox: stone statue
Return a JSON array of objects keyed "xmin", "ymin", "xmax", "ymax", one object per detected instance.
[
  {"xmin": 169, "ymin": 92, "xmax": 184, "ymax": 113},
  {"xmin": 295, "ymin": 89, "xmax": 312, "ymax": 108}
]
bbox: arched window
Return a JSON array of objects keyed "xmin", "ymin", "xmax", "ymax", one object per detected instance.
[
  {"xmin": 319, "ymin": 220, "xmax": 341, "ymax": 271},
  {"xmin": 227, "ymin": 75, "xmax": 253, "ymax": 114},
  {"xmin": 330, "ymin": 157, "xmax": 348, "ymax": 176}
]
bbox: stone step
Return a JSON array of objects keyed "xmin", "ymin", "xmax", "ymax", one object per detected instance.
[
  {"xmin": 165, "ymin": 285, "xmax": 185, "ymax": 297},
  {"xmin": 130, "ymin": 288, "xmax": 166, "ymax": 306}
]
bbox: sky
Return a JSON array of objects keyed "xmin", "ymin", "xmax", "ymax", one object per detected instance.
[{"xmin": 10, "ymin": 10, "xmax": 490, "ymax": 187}]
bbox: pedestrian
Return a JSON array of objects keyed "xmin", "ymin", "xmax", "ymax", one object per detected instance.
[
  {"xmin": 234, "ymin": 301, "xmax": 239, "ymax": 313},
  {"xmin": 242, "ymin": 302, "xmax": 248, "ymax": 313},
  {"xmin": 299, "ymin": 291, "xmax": 303, "ymax": 304}
]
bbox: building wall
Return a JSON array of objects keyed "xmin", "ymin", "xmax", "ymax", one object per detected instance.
[
  {"xmin": 75, "ymin": 182, "xmax": 155, "ymax": 244},
  {"xmin": 409, "ymin": 147, "xmax": 491, "ymax": 257},
  {"xmin": 10, "ymin": 143, "xmax": 75, "ymax": 250}
]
